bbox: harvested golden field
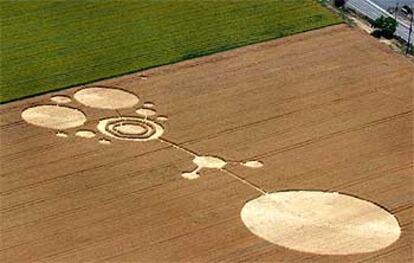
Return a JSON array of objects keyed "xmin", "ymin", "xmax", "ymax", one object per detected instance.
[{"xmin": 1, "ymin": 25, "xmax": 413, "ymax": 262}]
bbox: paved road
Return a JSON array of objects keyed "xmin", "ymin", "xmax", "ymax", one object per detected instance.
[
  {"xmin": 346, "ymin": 0, "xmax": 413, "ymax": 43},
  {"xmin": 371, "ymin": 0, "xmax": 414, "ymax": 9}
]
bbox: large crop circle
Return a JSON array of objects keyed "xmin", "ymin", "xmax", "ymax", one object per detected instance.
[
  {"xmin": 21, "ymin": 105, "xmax": 87, "ymax": 130},
  {"xmin": 241, "ymin": 191, "xmax": 400, "ymax": 255},
  {"xmin": 74, "ymin": 86, "xmax": 139, "ymax": 109}
]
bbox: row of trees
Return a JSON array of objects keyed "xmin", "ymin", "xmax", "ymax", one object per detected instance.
[
  {"xmin": 332, "ymin": 0, "xmax": 412, "ymax": 54},
  {"xmin": 332, "ymin": 0, "xmax": 398, "ymax": 39},
  {"xmin": 370, "ymin": 16, "xmax": 398, "ymax": 39}
]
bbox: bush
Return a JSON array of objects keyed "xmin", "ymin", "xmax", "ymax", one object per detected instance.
[
  {"xmin": 408, "ymin": 45, "xmax": 414, "ymax": 55},
  {"xmin": 370, "ymin": 29, "xmax": 382, "ymax": 38},
  {"xmin": 370, "ymin": 16, "xmax": 398, "ymax": 39},
  {"xmin": 334, "ymin": 0, "xmax": 346, "ymax": 8}
]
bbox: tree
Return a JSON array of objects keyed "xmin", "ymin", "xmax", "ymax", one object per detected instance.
[{"xmin": 371, "ymin": 16, "xmax": 398, "ymax": 39}]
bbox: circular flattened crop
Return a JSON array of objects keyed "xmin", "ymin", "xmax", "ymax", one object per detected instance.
[
  {"xmin": 74, "ymin": 86, "xmax": 139, "ymax": 110},
  {"xmin": 241, "ymin": 191, "xmax": 400, "ymax": 255},
  {"xmin": 22, "ymin": 105, "xmax": 87, "ymax": 130}
]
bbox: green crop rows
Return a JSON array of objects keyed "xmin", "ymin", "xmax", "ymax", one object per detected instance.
[{"xmin": 0, "ymin": 0, "xmax": 341, "ymax": 103}]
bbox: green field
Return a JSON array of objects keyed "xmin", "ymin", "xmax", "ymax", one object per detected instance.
[{"xmin": 0, "ymin": 0, "xmax": 341, "ymax": 103}]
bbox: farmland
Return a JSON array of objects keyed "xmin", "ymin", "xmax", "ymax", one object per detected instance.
[
  {"xmin": 2, "ymin": 0, "xmax": 413, "ymax": 261},
  {"xmin": 1, "ymin": 25, "xmax": 412, "ymax": 262},
  {"xmin": 0, "ymin": 0, "xmax": 341, "ymax": 103}
]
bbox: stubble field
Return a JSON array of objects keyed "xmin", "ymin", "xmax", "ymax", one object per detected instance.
[{"xmin": 0, "ymin": 25, "xmax": 413, "ymax": 262}]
